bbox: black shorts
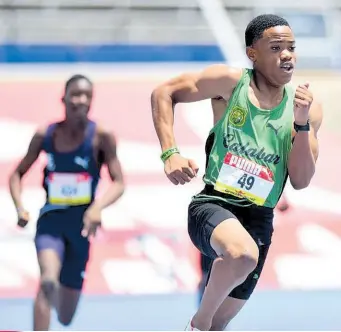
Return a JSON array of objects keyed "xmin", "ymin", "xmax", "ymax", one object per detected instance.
[
  {"xmin": 35, "ymin": 207, "xmax": 90, "ymax": 290},
  {"xmin": 188, "ymin": 198, "xmax": 274, "ymax": 300}
]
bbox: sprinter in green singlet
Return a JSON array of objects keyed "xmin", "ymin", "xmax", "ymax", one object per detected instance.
[
  {"xmin": 151, "ymin": 14, "xmax": 323, "ymax": 331},
  {"xmin": 196, "ymin": 97, "xmax": 291, "ymax": 307}
]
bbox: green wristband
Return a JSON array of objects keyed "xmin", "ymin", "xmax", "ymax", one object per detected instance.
[{"xmin": 160, "ymin": 147, "xmax": 180, "ymax": 162}]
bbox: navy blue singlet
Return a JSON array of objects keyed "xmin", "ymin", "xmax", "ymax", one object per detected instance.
[{"xmin": 39, "ymin": 120, "xmax": 101, "ymax": 216}]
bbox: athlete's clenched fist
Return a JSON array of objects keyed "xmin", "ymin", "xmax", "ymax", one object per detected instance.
[{"xmin": 294, "ymin": 83, "xmax": 313, "ymax": 125}]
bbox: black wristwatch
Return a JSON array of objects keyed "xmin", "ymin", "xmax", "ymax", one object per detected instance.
[{"xmin": 294, "ymin": 120, "xmax": 310, "ymax": 132}]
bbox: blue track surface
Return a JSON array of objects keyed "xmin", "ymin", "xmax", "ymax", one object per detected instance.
[{"xmin": 1, "ymin": 291, "xmax": 341, "ymax": 330}]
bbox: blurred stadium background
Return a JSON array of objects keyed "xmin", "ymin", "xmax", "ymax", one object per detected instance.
[{"xmin": 0, "ymin": 0, "xmax": 341, "ymax": 330}]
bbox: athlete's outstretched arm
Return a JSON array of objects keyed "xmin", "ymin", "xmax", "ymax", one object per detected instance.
[
  {"xmin": 151, "ymin": 65, "xmax": 241, "ymax": 151},
  {"xmin": 91, "ymin": 130, "xmax": 125, "ymax": 210},
  {"xmin": 9, "ymin": 128, "xmax": 45, "ymax": 212},
  {"xmin": 288, "ymin": 100, "xmax": 323, "ymax": 189}
]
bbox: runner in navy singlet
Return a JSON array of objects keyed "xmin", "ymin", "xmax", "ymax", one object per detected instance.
[{"xmin": 9, "ymin": 74, "xmax": 125, "ymax": 330}]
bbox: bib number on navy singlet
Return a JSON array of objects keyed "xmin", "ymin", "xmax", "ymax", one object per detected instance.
[
  {"xmin": 61, "ymin": 185, "xmax": 78, "ymax": 197},
  {"xmin": 48, "ymin": 172, "xmax": 92, "ymax": 205}
]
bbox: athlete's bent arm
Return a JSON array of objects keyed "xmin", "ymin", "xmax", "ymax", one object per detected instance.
[
  {"xmin": 288, "ymin": 101, "xmax": 323, "ymax": 189},
  {"xmin": 9, "ymin": 128, "xmax": 45, "ymax": 212},
  {"xmin": 90, "ymin": 131, "xmax": 125, "ymax": 210},
  {"xmin": 151, "ymin": 65, "xmax": 241, "ymax": 150}
]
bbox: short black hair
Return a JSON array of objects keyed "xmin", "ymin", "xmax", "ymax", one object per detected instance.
[
  {"xmin": 245, "ymin": 14, "xmax": 290, "ymax": 47},
  {"xmin": 64, "ymin": 74, "xmax": 92, "ymax": 93}
]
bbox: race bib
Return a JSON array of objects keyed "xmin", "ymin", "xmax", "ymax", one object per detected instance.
[
  {"xmin": 214, "ymin": 153, "xmax": 274, "ymax": 206},
  {"xmin": 48, "ymin": 172, "xmax": 92, "ymax": 205}
]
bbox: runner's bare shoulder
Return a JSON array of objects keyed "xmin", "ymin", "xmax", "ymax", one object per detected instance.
[
  {"xmin": 13, "ymin": 125, "xmax": 48, "ymax": 174},
  {"xmin": 205, "ymin": 64, "xmax": 242, "ymax": 84},
  {"xmin": 35, "ymin": 125, "xmax": 48, "ymax": 138},
  {"xmin": 29, "ymin": 125, "xmax": 48, "ymax": 149},
  {"xmin": 96, "ymin": 124, "xmax": 115, "ymax": 137},
  {"xmin": 198, "ymin": 64, "xmax": 243, "ymax": 100},
  {"xmin": 154, "ymin": 64, "xmax": 243, "ymax": 103},
  {"xmin": 95, "ymin": 124, "xmax": 118, "ymax": 148}
]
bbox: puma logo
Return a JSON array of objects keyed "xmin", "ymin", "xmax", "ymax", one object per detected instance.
[
  {"xmin": 266, "ymin": 123, "xmax": 282, "ymax": 136},
  {"xmin": 74, "ymin": 156, "xmax": 89, "ymax": 169}
]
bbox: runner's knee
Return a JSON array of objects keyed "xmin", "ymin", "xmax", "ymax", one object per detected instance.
[
  {"xmin": 210, "ymin": 221, "xmax": 259, "ymax": 275},
  {"xmin": 39, "ymin": 277, "xmax": 59, "ymax": 303},
  {"xmin": 220, "ymin": 240, "xmax": 259, "ymax": 277}
]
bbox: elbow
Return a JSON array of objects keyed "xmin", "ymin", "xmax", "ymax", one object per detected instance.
[
  {"xmin": 8, "ymin": 173, "xmax": 14, "ymax": 184},
  {"xmin": 290, "ymin": 178, "xmax": 311, "ymax": 190},
  {"xmin": 117, "ymin": 180, "xmax": 125, "ymax": 198},
  {"xmin": 288, "ymin": 161, "xmax": 315, "ymax": 190},
  {"xmin": 120, "ymin": 183, "xmax": 125, "ymax": 197},
  {"xmin": 151, "ymin": 86, "xmax": 165, "ymax": 100},
  {"xmin": 9, "ymin": 171, "xmax": 20, "ymax": 185},
  {"xmin": 151, "ymin": 85, "xmax": 175, "ymax": 106}
]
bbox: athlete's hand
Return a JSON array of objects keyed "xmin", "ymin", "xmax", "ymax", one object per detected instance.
[
  {"xmin": 164, "ymin": 153, "xmax": 199, "ymax": 185},
  {"xmin": 82, "ymin": 205, "xmax": 102, "ymax": 238},
  {"xmin": 294, "ymin": 83, "xmax": 313, "ymax": 125},
  {"xmin": 17, "ymin": 209, "xmax": 30, "ymax": 228}
]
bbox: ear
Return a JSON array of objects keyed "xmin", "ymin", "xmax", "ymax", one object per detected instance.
[
  {"xmin": 246, "ymin": 46, "xmax": 257, "ymax": 63},
  {"xmin": 61, "ymin": 96, "xmax": 65, "ymax": 103}
]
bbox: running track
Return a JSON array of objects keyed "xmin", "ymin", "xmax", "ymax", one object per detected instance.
[{"xmin": 0, "ymin": 66, "xmax": 340, "ymax": 330}]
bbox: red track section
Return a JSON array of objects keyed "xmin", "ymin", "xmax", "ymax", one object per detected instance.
[{"xmin": 0, "ymin": 78, "xmax": 340, "ymax": 297}]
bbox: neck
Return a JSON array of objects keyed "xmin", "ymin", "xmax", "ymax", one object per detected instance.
[
  {"xmin": 252, "ymin": 69, "xmax": 285, "ymax": 100},
  {"xmin": 62, "ymin": 119, "xmax": 88, "ymax": 137}
]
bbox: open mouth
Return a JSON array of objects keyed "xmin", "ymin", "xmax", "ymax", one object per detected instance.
[{"xmin": 280, "ymin": 62, "xmax": 294, "ymax": 73}]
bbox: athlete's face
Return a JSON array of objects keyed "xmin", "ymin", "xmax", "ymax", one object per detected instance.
[
  {"xmin": 246, "ymin": 26, "xmax": 296, "ymax": 86},
  {"xmin": 64, "ymin": 79, "xmax": 93, "ymax": 125}
]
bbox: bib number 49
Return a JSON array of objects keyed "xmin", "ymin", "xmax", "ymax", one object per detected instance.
[{"xmin": 237, "ymin": 173, "xmax": 255, "ymax": 190}]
